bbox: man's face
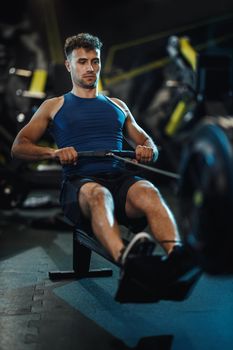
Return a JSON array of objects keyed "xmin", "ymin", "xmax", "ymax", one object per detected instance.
[{"xmin": 66, "ymin": 47, "xmax": 101, "ymax": 89}]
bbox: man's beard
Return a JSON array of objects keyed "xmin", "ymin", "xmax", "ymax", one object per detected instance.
[{"xmin": 77, "ymin": 78, "xmax": 97, "ymax": 89}]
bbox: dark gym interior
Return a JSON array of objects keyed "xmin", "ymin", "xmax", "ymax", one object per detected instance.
[{"xmin": 1, "ymin": 1, "xmax": 233, "ymax": 349}]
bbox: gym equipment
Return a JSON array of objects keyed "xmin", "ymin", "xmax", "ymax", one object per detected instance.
[
  {"xmin": 49, "ymin": 226, "xmax": 201, "ymax": 303},
  {"xmin": 0, "ymin": 66, "xmax": 60, "ymax": 210},
  {"xmin": 179, "ymin": 119, "xmax": 233, "ymax": 275},
  {"xmin": 0, "ymin": 66, "xmax": 62, "ymax": 210},
  {"xmin": 67, "ymin": 149, "xmax": 180, "ymax": 179},
  {"xmin": 115, "ymin": 249, "xmax": 202, "ymax": 303},
  {"xmin": 0, "ymin": 158, "xmax": 62, "ymax": 210},
  {"xmin": 0, "ymin": 165, "xmax": 29, "ymax": 209},
  {"xmin": 143, "ymin": 36, "xmax": 233, "ymax": 178},
  {"xmin": 49, "ymin": 227, "xmax": 115, "ymax": 281},
  {"xmin": 0, "ymin": 23, "xmax": 70, "ymax": 213},
  {"xmin": 49, "ymin": 150, "xmax": 202, "ymax": 303}
]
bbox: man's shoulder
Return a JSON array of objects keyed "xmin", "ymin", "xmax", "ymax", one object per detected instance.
[
  {"xmin": 107, "ymin": 97, "xmax": 128, "ymax": 115},
  {"xmin": 108, "ymin": 96, "xmax": 123, "ymax": 106},
  {"xmin": 41, "ymin": 95, "xmax": 64, "ymax": 119},
  {"xmin": 45, "ymin": 95, "xmax": 64, "ymax": 106}
]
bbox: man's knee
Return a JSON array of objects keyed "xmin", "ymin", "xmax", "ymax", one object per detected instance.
[
  {"xmin": 125, "ymin": 180, "xmax": 161, "ymax": 217},
  {"xmin": 79, "ymin": 182, "xmax": 113, "ymax": 211},
  {"xmin": 127, "ymin": 180, "xmax": 161, "ymax": 210},
  {"xmin": 90, "ymin": 185, "xmax": 113, "ymax": 208}
]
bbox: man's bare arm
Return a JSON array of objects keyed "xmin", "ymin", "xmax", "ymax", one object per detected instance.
[
  {"xmin": 11, "ymin": 97, "xmax": 78, "ymax": 165},
  {"xmin": 112, "ymin": 98, "xmax": 158, "ymax": 162},
  {"xmin": 11, "ymin": 99, "xmax": 57, "ymax": 161},
  {"xmin": 126, "ymin": 116, "xmax": 159, "ymax": 163}
]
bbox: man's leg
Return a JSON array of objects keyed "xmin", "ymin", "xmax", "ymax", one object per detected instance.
[
  {"xmin": 125, "ymin": 180, "xmax": 181, "ymax": 254},
  {"xmin": 78, "ymin": 182, "xmax": 125, "ymax": 262},
  {"xmin": 78, "ymin": 181, "xmax": 156, "ymax": 264},
  {"xmin": 117, "ymin": 180, "xmax": 201, "ymax": 302}
]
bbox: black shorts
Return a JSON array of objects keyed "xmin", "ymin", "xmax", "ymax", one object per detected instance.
[{"xmin": 60, "ymin": 171, "xmax": 148, "ymax": 233}]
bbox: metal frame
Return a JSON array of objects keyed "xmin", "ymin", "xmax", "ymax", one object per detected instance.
[{"xmin": 49, "ymin": 227, "xmax": 114, "ymax": 281}]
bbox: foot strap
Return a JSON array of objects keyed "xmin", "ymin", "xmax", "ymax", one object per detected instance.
[{"xmin": 159, "ymin": 240, "xmax": 183, "ymax": 244}]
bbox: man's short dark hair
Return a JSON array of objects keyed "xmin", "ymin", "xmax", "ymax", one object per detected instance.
[{"xmin": 64, "ymin": 33, "xmax": 103, "ymax": 58}]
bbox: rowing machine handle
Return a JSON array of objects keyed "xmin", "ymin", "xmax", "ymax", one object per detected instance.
[{"xmin": 77, "ymin": 150, "xmax": 136, "ymax": 159}]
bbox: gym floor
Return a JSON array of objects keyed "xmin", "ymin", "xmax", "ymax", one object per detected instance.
[{"xmin": 0, "ymin": 187, "xmax": 233, "ymax": 350}]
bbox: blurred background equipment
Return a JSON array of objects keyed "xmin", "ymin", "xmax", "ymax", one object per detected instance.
[
  {"xmin": 142, "ymin": 35, "xmax": 233, "ymax": 176},
  {"xmin": 179, "ymin": 119, "xmax": 233, "ymax": 274}
]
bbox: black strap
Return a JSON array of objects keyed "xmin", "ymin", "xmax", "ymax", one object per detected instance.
[
  {"xmin": 159, "ymin": 240, "xmax": 183, "ymax": 244},
  {"xmin": 111, "ymin": 154, "xmax": 181, "ymax": 179}
]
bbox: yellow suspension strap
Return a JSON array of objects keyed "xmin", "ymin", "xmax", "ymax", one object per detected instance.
[
  {"xmin": 165, "ymin": 37, "xmax": 197, "ymax": 136},
  {"xmin": 23, "ymin": 69, "xmax": 48, "ymax": 99},
  {"xmin": 179, "ymin": 37, "xmax": 197, "ymax": 71},
  {"xmin": 165, "ymin": 100, "xmax": 187, "ymax": 136}
]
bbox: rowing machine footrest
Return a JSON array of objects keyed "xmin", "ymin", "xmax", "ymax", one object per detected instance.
[{"xmin": 115, "ymin": 255, "xmax": 202, "ymax": 303}]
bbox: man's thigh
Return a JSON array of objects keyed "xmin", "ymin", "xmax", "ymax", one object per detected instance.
[
  {"xmin": 60, "ymin": 177, "xmax": 100, "ymax": 226},
  {"xmin": 114, "ymin": 176, "xmax": 149, "ymax": 232}
]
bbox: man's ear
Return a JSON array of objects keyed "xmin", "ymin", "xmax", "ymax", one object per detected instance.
[{"xmin": 65, "ymin": 60, "xmax": 71, "ymax": 72}]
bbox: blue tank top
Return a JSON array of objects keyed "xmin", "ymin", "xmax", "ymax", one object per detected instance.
[{"xmin": 49, "ymin": 92, "xmax": 127, "ymax": 177}]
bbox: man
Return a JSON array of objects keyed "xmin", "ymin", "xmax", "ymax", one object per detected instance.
[{"xmin": 11, "ymin": 33, "xmax": 182, "ymax": 269}]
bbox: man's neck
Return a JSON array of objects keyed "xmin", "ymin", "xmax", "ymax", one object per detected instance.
[{"xmin": 71, "ymin": 86, "xmax": 98, "ymax": 98}]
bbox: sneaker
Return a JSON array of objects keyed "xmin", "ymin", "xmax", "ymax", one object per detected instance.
[{"xmin": 119, "ymin": 232, "xmax": 156, "ymax": 266}]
